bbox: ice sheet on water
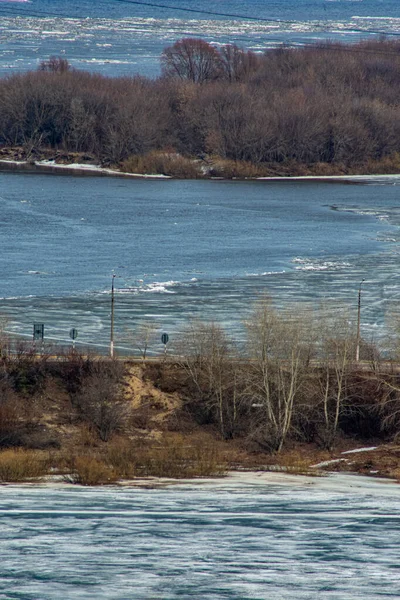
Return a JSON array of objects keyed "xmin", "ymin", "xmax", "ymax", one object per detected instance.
[
  {"xmin": 0, "ymin": 474, "xmax": 399, "ymax": 599},
  {"xmin": 292, "ymin": 257, "xmax": 352, "ymax": 271},
  {"xmin": 1, "ymin": 11, "xmax": 400, "ymax": 76}
]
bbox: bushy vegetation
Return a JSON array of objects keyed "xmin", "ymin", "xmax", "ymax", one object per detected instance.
[
  {"xmin": 1, "ymin": 39, "xmax": 400, "ymax": 175},
  {"xmin": 2, "ymin": 298, "xmax": 400, "ymax": 484},
  {"xmin": 0, "ymin": 449, "xmax": 49, "ymax": 482}
]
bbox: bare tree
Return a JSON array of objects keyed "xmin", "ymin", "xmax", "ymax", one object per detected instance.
[
  {"xmin": 244, "ymin": 299, "xmax": 315, "ymax": 452},
  {"xmin": 316, "ymin": 313, "xmax": 355, "ymax": 450},
  {"xmin": 123, "ymin": 320, "xmax": 158, "ymax": 360},
  {"xmin": 38, "ymin": 56, "xmax": 71, "ymax": 73},
  {"xmin": 161, "ymin": 38, "xmax": 222, "ymax": 83},
  {"xmin": 74, "ymin": 360, "xmax": 128, "ymax": 441},
  {"xmin": 219, "ymin": 44, "xmax": 260, "ymax": 82},
  {"xmin": 175, "ymin": 321, "xmax": 244, "ymax": 439}
]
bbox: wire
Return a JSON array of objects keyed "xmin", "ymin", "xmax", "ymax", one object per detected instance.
[
  {"xmin": 0, "ymin": 0, "xmax": 399, "ymax": 58},
  {"xmin": 107, "ymin": 0, "xmax": 400, "ymax": 33},
  {"xmin": 0, "ymin": 0, "xmax": 399, "ymax": 39},
  {"xmin": 0, "ymin": 5, "xmax": 79, "ymax": 18}
]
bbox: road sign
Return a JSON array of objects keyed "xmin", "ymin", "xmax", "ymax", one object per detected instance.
[
  {"xmin": 161, "ymin": 333, "xmax": 169, "ymax": 345},
  {"xmin": 33, "ymin": 323, "xmax": 44, "ymax": 341},
  {"xmin": 69, "ymin": 328, "xmax": 78, "ymax": 340}
]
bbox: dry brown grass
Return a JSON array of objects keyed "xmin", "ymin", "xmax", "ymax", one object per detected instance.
[
  {"xmin": 0, "ymin": 449, "xmax": 49, "ymax": 481},
  {"xmin": 209, "ymin": 159, "xmax": 267, "ymax": 179},
  {"xmin": 64, "ymin": 455, "xmax": 118, "ymax": 485},
  {"xmin": 105, "ymin": 436, "xmax": 137, "ymax": 479},
  {"xmin": 129, "ymin": 433, "xmax": 227, "ymax": 478},
  {"xmin": 104, "ymin": 433, "xmax": 227, "ymax": 479},
  {"xmin": 122, "ymin": 151, "xmax": 204, "ymax": 178},
  {"xmin": 273, "ymin": 449, "xmax": 323, "ymax": 475},
  {"xmin": 76, "ymin": 425, "xmax": 100, "ymax": 448}
]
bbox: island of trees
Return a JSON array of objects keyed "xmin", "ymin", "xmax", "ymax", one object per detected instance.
[{"xmin": 0, "ymin": 38, "xmax": 400, "ymax": 177}]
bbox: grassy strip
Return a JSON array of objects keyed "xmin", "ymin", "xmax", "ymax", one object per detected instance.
[{"xmin": 0, "ymin": 449, "xmax": 49, "ymax": 482}]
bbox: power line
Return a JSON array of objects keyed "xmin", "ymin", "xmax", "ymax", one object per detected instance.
[
  {"xmin": 108, "ymin": 0, "xmax": 400, "ymax": 33},
  {"xmin": 0, "ymin": 0, "xmax": 399, "ymax": 39},
  {"xmin": 108, "ymin": 0, "xmax": 400, "ymax": 37},
  {"xmin": 0, "ymin": 0, "xmax": 399, "ymax": 58},
  {"xmin": 0, "ymin": 5, "xmax": 80, "ymax": 18}
]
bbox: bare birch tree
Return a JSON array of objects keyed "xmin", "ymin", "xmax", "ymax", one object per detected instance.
[
  {"xmin": 175, "ymin": 321, "xmax": 244, "ymax": 439},
  {"xmin": 244, "ymin": 299, "xmax": 315, "ymax": 452},
  {"xmin": 316, "ymin": 313, "xmax": 355, "ymax": 450}
]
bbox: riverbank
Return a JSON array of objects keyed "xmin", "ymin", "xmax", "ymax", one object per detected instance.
[
  {"xmin": 0, "ymin": 355, "xmax": 399, "ymax": 486},
  {"xmin": 1, "ymin": 147, "xmax": 400, "ymax": 182},
  {"xmin": 4, "ymin": 469, "xmax": 399, "ymax": 491}
]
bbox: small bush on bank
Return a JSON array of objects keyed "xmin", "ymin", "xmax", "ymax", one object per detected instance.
[
  {"xmin": 209, "ymin": 159, "xmax": 266, "ymax": 179},
  {"xmin": 65, "ymin": 456, "xmax": 118, "ymax": 485},
  {"xmin": 131, "ymin": 433, "xmax": 226, "ymax": 478},
  {"xmin": 122, "ymin": 151, "xmax": 204, "ymax": 178},
  {"xmin": 0, "ymin": 390, "xmax": 21, "ymax": 448},
  {"xmin": 73, "ymin": 360, "xmax": 128, "ymax": 442},
  {"xmin": 106, "ymin": 436, "xmax": 137, "ymax": 479},
  {"xmin": 0, "ymin": 449, "xmax": 49, "ymax": 481}
]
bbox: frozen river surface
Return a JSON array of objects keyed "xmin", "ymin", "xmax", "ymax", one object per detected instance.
[
  {"xmin": 1, "ymin": 174, "xmax": 400, "ymax": 352},
  {"xmin": 0, "ymin": 473, "xmax": 399, "ymax": 599}
]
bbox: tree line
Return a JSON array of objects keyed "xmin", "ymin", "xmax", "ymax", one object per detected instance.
[
  {"xmin": 160, "ymin": 299, "xmax": 399, "ymax": 453},
  {"xmin": 0, "ymin": 38, "xmax": 400, "ymax": 173}
]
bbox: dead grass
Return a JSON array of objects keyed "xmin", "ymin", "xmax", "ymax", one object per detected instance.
[
  {"xmin": 121, "ymin": 151, "xmax": 204, "ymax": 178},
  {"xmin": 64, "ymin": 455, "xmax": 118, "ymax": 485},
  {"xmin": 129, "ymin": 433, "xmax": 227, "ymax": 478},
  {"xmin": 209, "ymin": 159, "xmax": 266, "ymax": 179},
  {"xmin": 105, "ymin": 436, "xmax": 136, "ymax": 479},
  {"xmin": 0, "ymin": 449, "xmax": 49, "ymax": 482}
]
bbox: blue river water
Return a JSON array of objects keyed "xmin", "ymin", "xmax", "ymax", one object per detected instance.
[
  {"xmin": 0, "ymin": 474, "xmax": 399, "ymax": 599},
  {"xmin": 0, "ymin": 0, "xmax": 399, "ymax": 76},
  {"xmin": 0, "ymin": 173, "xmax": 400, "ymax": 353}
]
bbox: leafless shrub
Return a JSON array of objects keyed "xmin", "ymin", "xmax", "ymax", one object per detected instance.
[
  {"xmin": 175, "ymin": 321, "xmax": 246, "ymax": 439},
  {"xmin": 73, "ymin": 360, "xmax": 128, "ymax": 441},
  {"xmin": 65, "ymin": 455, "xmax": 118, "ymax": 485},
  {"xmin": 244, "ymin": 298, "xmax": 316, "ymax": 452},
  {"xmin": 38, "ymin": 56, "xmax": 71, "ymax": 73}
]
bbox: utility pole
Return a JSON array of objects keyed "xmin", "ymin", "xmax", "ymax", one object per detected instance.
[
  {"xmin": 355, "ymin": 278, "xmax": 365, "ymax": 362},
  {"xmin": 110, "ymin": 274, "xmax": 116, "ymax": 358}
]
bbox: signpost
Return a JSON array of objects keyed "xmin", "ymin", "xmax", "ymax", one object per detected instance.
[
  {"xmin": 69, "ymin": 328, "xmax": 78, "ymax": 351},
  {"xmin": 161, "ymin": 333, "xmax": 169, "ymax": 360},
  {"xmin": 33, "ymin": 323, "xmax": 44, "ymax": 355},
  {"xmin": 33, "ymin": 323, "xmax": 44, "ymax": 341}
]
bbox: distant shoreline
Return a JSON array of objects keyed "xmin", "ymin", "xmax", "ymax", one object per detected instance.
[{"xmin": 1, "ymin": 158, "xmax": 400, "ymax": 184}]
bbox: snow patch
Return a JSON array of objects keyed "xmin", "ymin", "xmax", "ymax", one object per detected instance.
[{"xmin": 341, "ymin": 446, "xmax": 378, "ymax": 455}]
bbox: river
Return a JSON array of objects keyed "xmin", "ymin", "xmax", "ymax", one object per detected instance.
[
  {"xmin": 1, "ymin": 173, "xmax": 400, "ymax": 353},
  {"xmin": 0, "ymin": 473, "xmax": 399, "ymax": 599},
  {"xmin": 0, "ymin": 0, "xmax": 399, "ymax": 76}
]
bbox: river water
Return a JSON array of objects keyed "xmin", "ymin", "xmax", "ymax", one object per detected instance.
[
  {"xmin": 0, "ymin": 473, "xmax": 399, "ymax": 599},
  {"xmin": 0, "ymin": 173, "xmax": 400, "ymax": 353},
  {"xmin": 0, "ymin": 0, "xmax": 399, "ymax": 76}
]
